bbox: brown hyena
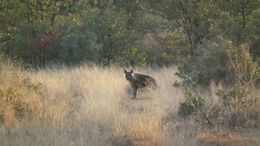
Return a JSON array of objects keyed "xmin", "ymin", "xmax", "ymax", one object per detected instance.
[{"xmin": 124, "ymin": 68, "xmax": 157, "ymax": 99}]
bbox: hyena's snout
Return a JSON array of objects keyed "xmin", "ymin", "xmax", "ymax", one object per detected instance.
[{"xmin": 149, "ymin": 79, "xmax": 157, "ymax": 89}]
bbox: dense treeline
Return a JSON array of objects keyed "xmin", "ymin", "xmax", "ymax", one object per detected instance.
[{"xmin": 0, "ymin": 0, "xmax": 259, "ymax": 85}]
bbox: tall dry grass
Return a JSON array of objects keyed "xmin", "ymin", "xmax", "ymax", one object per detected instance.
[
  {"xmin": 0, "ymin": 65, "xmax": 189, "ymax": 146},
  {"xmin": 0, "ymin": 65, "xmax": 259, "ymax": 146}
]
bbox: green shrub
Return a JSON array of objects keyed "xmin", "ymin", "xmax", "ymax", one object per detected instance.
[
  {"xmin": 201, "ymin": 87, "xmax": 260, "ymax": 128},
  {"xmin": 178, "ymin": 92, "xmax": 206, "ymax": 117},
  {"xmin": 176, "ymin": 39, "xmax": 258, "ymax": 89},
  {"xmin": 176, "ymin": 39, "xmax": 231, "ymax": 88}
]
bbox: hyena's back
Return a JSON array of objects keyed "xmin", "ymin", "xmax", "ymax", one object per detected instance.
[{"xmin": 133, "ymin": 73, "xmax": 157, "ymax": 89}]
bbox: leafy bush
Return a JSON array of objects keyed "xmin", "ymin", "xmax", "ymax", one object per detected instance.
[
  {"xmin": 200, "ymin": 87, "xmax": 260, "ymax": 128},
  {"xmin": 178, "ymin": 92, "xmax": 206, "ymax": 117},
  {"xmin": 117, "ymin": 47, "xmax": 148, "ymax": 67},
  {"xmin": 176, "ymin": 39, "xmax": 258, "ymax": 88},
  {"xmin": 176, "ymin": 39, "xmax": 231, "ymax": 88}
]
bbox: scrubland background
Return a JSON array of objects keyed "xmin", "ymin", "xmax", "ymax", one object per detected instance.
[{"xmin": 1, "ymin": 0, "xmax": 260, "ymax": 146}]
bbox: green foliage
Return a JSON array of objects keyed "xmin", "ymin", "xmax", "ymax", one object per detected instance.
[
  {"xmin": 175, "ymin": 64, "xmax": 196, "ymax": 87},
  {"xmin": 177, "ymin": 38, "xmax": 258, "ymax": 88},
  {"xmin": 85, "ymin": 14, "xmax": 133, "ymax": 65},
  {"xmin": 117, "ymin": 48, "xmax": 148, "ymax": 67},
  {"xmin": 217, "ymin": 88, "xmax": 249, "ymax": 109},
  {"xmin": 199, "ymin": 87, "xmax": 260, "ymax": 128},
  {"xmin": 216, "ymin": 0, "xmax": 259, "ymax": 27},
  {"xmin": 247, "ymin": 8, "xmax": 260, "ymax": 63},
  {"xmin": 161, "ymin": 0, "xmax": 223, "ymax": 49},
  {"xmin": 176, "ymin": 39, "xmax": 230, "ymax": 87},
  {"xmin": 0, "ymin": 0, "xmax": 259, "ymax": 68},
  {"xmin": 178, "ymin": 92, "xmax": 206, "ymax": 117},
  {"xmin": 57, "ymin": 20, "xmax": 100, "ymax": 64},
  {"xmin": 226, "ymin": 42, "xmax": 257, "ymax": 86},
  {"xmin": 194, "ymin": 41, "xmax": 230, "ymax": 85}
]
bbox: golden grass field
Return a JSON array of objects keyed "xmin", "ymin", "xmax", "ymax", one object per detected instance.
[{"xmin": 0, "ymin": 64, "xmax": 259, "ymax": 146}]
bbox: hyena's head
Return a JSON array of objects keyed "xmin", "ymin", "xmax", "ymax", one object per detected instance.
[{"xmin": 124, "ymin": 69, "xmax": 134, "ymax": 81}]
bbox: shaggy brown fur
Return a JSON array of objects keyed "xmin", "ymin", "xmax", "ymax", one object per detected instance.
[{"xmin": 124, "ymin": 69, "xmax": 157, "ymax": 99}]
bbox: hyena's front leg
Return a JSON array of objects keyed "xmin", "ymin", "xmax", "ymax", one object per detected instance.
[{"xmin": 132, "ymin": 88, "xmax": 137, "ymax": 99}]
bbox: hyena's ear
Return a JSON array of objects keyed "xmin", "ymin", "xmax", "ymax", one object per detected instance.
[
  {"xmin": 130, "ymin": 68, "xmax": 133, "ymax": 74},
  {"xmin": 124, "ymin": 69, "xmax": 127, "ymax": 73}
]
